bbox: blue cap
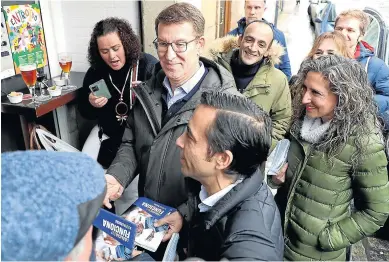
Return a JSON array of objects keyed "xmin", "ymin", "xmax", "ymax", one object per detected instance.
[{"xmin": 1, "ymin": 151, "xmax": 107, "ymax": 261}]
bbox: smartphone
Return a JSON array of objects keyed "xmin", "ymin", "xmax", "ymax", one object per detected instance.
[{"xmin": 89, "ymin": 79, "xmax": 111, "ymax": 99}]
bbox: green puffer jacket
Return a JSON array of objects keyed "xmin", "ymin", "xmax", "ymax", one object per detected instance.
[
  {"xmin": 204, "ymin": 35, "xmax": 291, "ymax": 148},
  {"xmin": 275, "ymin": 122, "xmax": 389, "ymax": 261}
]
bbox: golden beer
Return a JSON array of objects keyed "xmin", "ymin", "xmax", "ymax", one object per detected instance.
[
  {"xmin": 59, "ymin": 61, "xmax": 72, "ymax": 73},
  {"xmin": 20, "ymin": 64, "xmax": 37, "ymax": 87}
]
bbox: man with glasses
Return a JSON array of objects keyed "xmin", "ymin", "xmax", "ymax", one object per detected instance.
[
  {"xmin": 212, "ymin": 20, "xmax": 291, "ymax": 149},
  {"xmin": 103, "ymin": 3, "xmax": 239, "ymax": 259}
]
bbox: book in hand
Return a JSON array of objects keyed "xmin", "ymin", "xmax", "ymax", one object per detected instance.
[
  {"xmin": 265, "ymin": 139, "xmax": 290, "ymax": 176},
  {"xmin": 93, "ymin": 197, "xmax": 176, "ymax": 261}
]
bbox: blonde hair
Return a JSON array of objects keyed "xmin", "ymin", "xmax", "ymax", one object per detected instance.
[
  {"xmin": 307, "ymin": 31, "xmax": 353, "ymax": 59},
  {"xmin": 335, "ymin": 9, "xmax": 370, "ymax": 35}
]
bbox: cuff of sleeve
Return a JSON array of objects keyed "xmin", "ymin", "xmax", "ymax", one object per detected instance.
[{"xmin": 177, "ymin": 202, "xmax": 190, "ymax": 223}]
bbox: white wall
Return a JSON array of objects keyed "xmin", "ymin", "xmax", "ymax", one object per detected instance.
[{"xmin": 40, "ymin": 0, "xmax": 141, "ymax": 77}]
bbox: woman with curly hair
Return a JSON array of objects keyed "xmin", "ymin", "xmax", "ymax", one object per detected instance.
[
  {"xmin": 272, "ymin": 55, "xmax": 389, "ymax": 261},
  {"xmin": 79, "ymin": 17, "xmax": 157, "ymax": 169}
]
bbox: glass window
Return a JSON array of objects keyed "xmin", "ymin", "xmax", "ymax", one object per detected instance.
[{"xmin": 364, "ymin": 15, "xmax": 380, "ymax": 51}]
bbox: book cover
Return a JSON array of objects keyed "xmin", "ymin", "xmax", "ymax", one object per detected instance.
[{"xmin": 93, "ymin": 197, "xmax": 175, "ymax": 259}]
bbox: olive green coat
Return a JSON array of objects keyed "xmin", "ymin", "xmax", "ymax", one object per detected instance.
[
  {"xmin": 204, "ymin": 35, "xmax": 291, "ymax": 148},
  {"xmin": 275, "ymin": 123, "xmax": 389, "ymax": 261}
]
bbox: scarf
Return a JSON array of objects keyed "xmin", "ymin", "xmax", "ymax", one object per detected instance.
[{"xmin": 300, "ymin": 115, "xmax": 331, "ymax": 144}]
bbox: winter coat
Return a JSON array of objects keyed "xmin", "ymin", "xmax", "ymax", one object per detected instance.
[
  {"xmin": 204, "ymin": 35, "xmax": 292, "ymax": 149},
  {"xmin": 78, "ymin": 53, "xmax": 157, "ymax": 150},
  {"xmin": 275, "ymin": 120, "xmax": 389, "ymax": 261},
  {"xmin": 106, "ymin": 57, "xmax": 240, "ymax": 217},
  {"xmin": 355, "ymin": 41, "xmax": 389, "ymax": 114},
  {"xmin": 189, "ymin": 170, "xmax": 284, "ymax": 261},
  {"xmin": 228, "ymin": 17, "xmax": 292, "ymax": 80}
]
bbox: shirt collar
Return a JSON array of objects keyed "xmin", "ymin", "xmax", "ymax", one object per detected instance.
[
  {"xmin": 198, "ymin": 178, "xmax": 243, "ymax": 213},
  {"xmin": 163, "ymin": 62, "xmax": 205, "ymax": 96}
]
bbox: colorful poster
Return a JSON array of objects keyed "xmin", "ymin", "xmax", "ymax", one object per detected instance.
[
  {"xmin": 2, "ymin": 4, "xmax": 48, "ymax": 74},
  {"xmin": 1, "ymin": 11, "xmax": 15, "ymax": 79}
]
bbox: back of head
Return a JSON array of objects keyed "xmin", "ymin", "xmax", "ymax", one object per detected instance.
[
  {"xmin": 88, "ymin": 17, "xmax": 141, "ymax": 69},
  {"xmin": 307, "ymin": 31, "xmax": 353, "ymax": 59},
  {"xmin": 201, "ymin": 91, "xmax": 272, "ymax": 176},
  {"xmin": 335, "ymin": 9, "xmax": 370, "ymax": 35},
  {"xmin": 1, "ymin": 151, "xmax": 106, "ymax": 261},
  {"xmin": 155, "ymin": 2, "xmax": 205, "ymax": 37}
]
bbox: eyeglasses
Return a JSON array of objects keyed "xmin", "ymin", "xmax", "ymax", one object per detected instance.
[{"xmin": 153, "ymin": 37, "xmax": 199, "ymax": 53}]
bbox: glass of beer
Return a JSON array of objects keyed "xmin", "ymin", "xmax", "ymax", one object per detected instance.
[
  {"xmin": 58, "ymin": 52, "xmax": 77, "ymax": 90},
  {"xmin": 20, "ymin": 62, "xmax": 40, "ymax": 106}
]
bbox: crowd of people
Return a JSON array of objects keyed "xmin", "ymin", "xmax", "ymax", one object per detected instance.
[{"xmin": 2, "ymin": 0, "xmax": 389, "ymax": 261}]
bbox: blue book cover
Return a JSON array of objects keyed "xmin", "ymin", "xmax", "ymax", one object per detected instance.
[{"xmin": 93, "ymin": 197, "xmax": 175, "ymax": 260}]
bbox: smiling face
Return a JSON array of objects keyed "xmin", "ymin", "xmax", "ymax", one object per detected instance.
[
  {"xmin": 313, "ymin": 38, "xmax": 341, "ymax": 59},
  {"xmin": 156, "ymin": 22, "xmax": 204, "ymax": 88},
  {"xmin": 238, "ymin": 22, "xmax": 273, "ymax": 65},
  {"xmin": 97, "ymin": 32, "xmax": 126, "ymax": 70},
  {"xmin": 334, "ymin": 16, "xmax": 362, "ymax": 53},
  {"xmin": 302, "ymin": 72, "xmax": 338, "ymax": 122},
  {"xmin": 245, "ymin": 0, "xmax": 266, "ymax": 23}
]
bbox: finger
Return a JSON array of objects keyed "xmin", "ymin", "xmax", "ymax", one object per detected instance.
[
  {"xmin": 281, "ymin": 163, "xmax": 288, "ymax": 173},
  {"xmin": 95, "ymin": 97, "xmax": 106, "ymax": 104},
  {"xmin": 162, "ymin": 230, "xmax": 173, "ymax": 242},
  {"xmin": 103, "ymin": 196, "xmax": 112, "ymax": 209},
  {"xmin": 154, "ymin": 217, "xmax": 167, "ymax": 228}
]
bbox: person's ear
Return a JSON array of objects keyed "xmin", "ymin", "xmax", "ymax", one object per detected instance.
[{"xmin": 215, "ymin": 150, "xmax": 233, "ymax": 171}]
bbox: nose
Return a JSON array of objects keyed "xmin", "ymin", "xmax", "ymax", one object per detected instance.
[
  {"xmin": 109, "ymin": 49, "xmax": 116, "ymax": 59},
  {"xmin": 176, "ymin": 133, "xmax": 185, "ymax": 149},
  {"xmin": 340, "ymin": 29, "xmax": 348, "ymax": 38},
  {"xmin": 302, "ymin": 90, "xmax": 311, "ymax": 105},
  {"xmin": 250, "ymin": 8, "xmax": 255, "ymax": 15},
  {"xmin": 165, "ymin": 44, "xmax": 177, "ymax": 61}
]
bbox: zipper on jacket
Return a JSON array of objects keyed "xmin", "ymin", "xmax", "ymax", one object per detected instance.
[
  {"xmin": 133, "ymin": 85, "xmax": 161, "ymax": 136},
  {"xmin": 156, "ymin": 129, "xmax": 174, "ymax": 199}
]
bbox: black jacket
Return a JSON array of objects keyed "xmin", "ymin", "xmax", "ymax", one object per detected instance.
[
  {"xmin": 106, "ymin": 57, "xmax": 240, "ymax": 216},
  {"xmin": 78, "ymin": 53, "xmax": 158, "ymax": 147},
  {"xmin": 189, "ymin": 171, "xmax": 284, "ymax": 261}
]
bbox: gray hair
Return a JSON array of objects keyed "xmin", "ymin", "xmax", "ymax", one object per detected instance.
[
  {"xmin": 155, "ymin": 2, "xmax": 205, "ymax": 37},
  {"xmin": 290, "ymin": 55, "xmax": 381, "ymax": 167}
]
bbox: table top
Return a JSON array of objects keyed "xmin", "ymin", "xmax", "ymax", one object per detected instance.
[{"xmin": 1, "ymin": 72, "xmax": 85, "ymax": 118}]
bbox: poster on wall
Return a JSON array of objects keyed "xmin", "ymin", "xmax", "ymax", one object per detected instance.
[
  {"xmin": 2, "ymin": 4, "xmax": 48, "ymax": 74},
  {"xmin": 1, "ymin": 11, "xmax": 15, "ymax": 79}
]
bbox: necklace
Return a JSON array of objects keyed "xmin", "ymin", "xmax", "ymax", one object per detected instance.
[{"xmin": 109, "ymin": 68, "xmax": 132, "ymax": 125}]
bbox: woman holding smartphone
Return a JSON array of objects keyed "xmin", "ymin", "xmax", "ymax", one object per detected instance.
[
  {"xmin": 272, "ymin": 55, "xmax": 389, "ymax": 261},
  {"xmin": 78, "ymin": 17, "xmax": 157, "ymax": 169}
]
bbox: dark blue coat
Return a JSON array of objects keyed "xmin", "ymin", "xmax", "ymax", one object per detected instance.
[
  {"xmin": 356, "ymin": 41, "xmax": 389, "ymax": 114},
  {"xmin": 228, "ymin": 17, "xmax": 292, "ymax": 80}
]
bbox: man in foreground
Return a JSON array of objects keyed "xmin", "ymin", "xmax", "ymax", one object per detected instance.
[
  {"xmin": 1, "ymin": 151, "xmax": 107, "ymax": 261},
  {"xmin": 159, "ymin": 92, "xmax": 284, "ymax": 260}
]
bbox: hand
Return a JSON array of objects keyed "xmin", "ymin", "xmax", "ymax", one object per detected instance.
[
  {"xmin": 89, "ymin": 92, "xmax": 108, "ymax": 108},
  {"xmin": 132, "ymin": 249, "xmax": 143, "ymax": 257},
  {"xmin": 272, "ymin": 163, "xmax": 288, "ymax": 185},
  {"xmin": 103, "ymin": 174, "xmax": 124, "ymax": 209},
  {"xmin": 131, "ymin": 81, "xmax": 142, "ymax": 87},
  {"xmin": 154, "ymin": 211, "xmax": 183, "ymax": 242}
]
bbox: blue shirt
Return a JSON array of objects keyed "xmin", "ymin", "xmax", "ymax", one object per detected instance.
[{"xmin": 162, "ymin": 62, "xmax": 205, "ymax": 109}]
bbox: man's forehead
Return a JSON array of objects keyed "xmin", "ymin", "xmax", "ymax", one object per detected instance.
[
  {"xmin": 244, "ymin": 23, "xmax": 273, "ymax": 39},
  {"xmin": 191, "ymin": 105, "xmax": 217, "ymax": 132},
  {"xmin": 245, "ymin": 0, "xmax": 265, "ymax": 7}
]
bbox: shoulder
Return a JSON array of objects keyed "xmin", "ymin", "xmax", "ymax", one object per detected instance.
[
  {"xmin": 83, "ymin": 66, "xmax": 103, "ymax": 86},
  {"xmin": 368, "ymin": 56, "xmax": 389, "ymax": 73},
  {"xmin": 272, "ymin": 27, "xmax": 287, "ymax": 45}
]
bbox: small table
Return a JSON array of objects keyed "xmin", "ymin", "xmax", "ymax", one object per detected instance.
[{"xmin": 1, "ymin": 72, "xmax": 85, "ymax": 149}]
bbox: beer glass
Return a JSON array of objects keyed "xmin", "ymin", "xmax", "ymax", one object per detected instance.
[
  {"xmin": 58, "ymin": 52, "xmax": 77, "ymax": 90},
  {"xmin": 20, "ymin": 63, "xmax": 39, "ymax": 106}
]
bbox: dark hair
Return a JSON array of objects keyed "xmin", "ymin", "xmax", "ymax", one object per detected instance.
[
  {"xmin": 155, "ymin": 3, "xmax": 205, "ymax": 37},
  {"xmin": 88, "ymin": 17, "xmax": 141, "ymax": 69},
  {"xmin": 201, "ymin": 91, "xmax": 272, "ymax": 176}
]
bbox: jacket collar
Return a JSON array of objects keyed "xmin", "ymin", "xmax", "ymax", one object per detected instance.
[
  {"xmin": 202, "ymin": 169, "xmax": 264, "ymax": 229},
  {"xmin": 354, "ymin": 41, "xmax": 375, "ymax": 60}
]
